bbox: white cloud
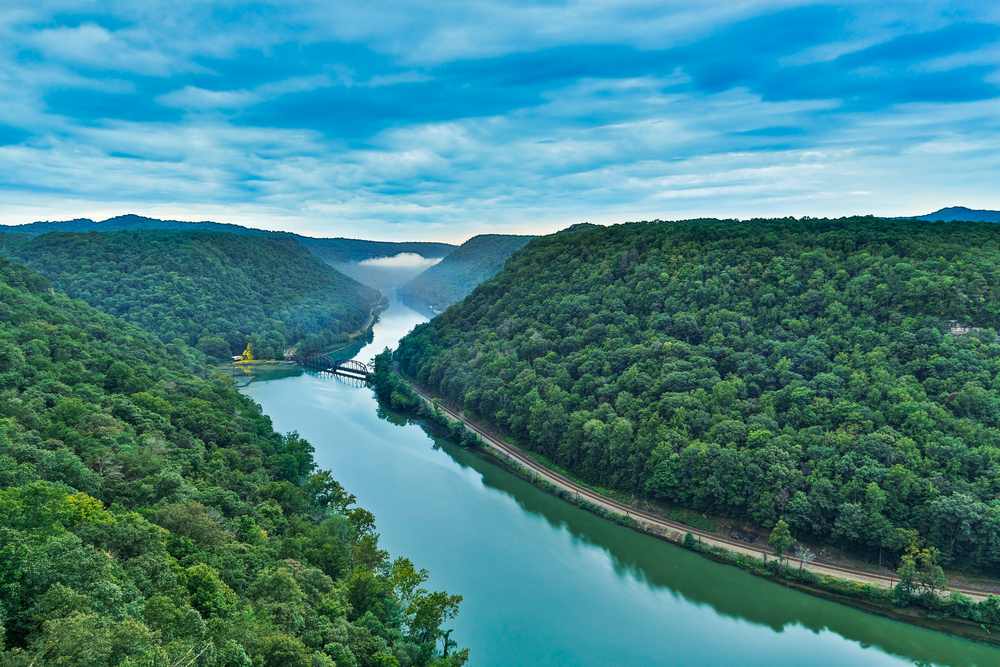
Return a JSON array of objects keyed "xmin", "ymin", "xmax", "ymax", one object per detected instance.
[
  {"xmin": 28, "ymin": 23, "xmax": 192, "ymax": 76},
  {"xmin": 5, "ymin": 83, "xmax": 997, "ymax": 239},
  {"xmin": 154, "ymin": 70, "xmax": 430, "ymax": 111},
  {"xmin": 156, "ymin": 86, "xmax": 258, "ymax": 110},
  {"xmin": 0, "ymin": 0, "xmax": 998, "ymax": 241},
  {"xmin": 359, "ymin": 253, "xmax": 442, "ymax": 267},
  {"xmin": 2, "ymin": 79, "xmax": 999, "ymax": 238}
]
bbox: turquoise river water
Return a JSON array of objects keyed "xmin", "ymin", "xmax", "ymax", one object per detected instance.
[{"xmin": 242, "ymin": 295, "xmax": 999, "ymax": 667}]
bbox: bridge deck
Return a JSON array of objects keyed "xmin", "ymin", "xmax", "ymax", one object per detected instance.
[
  {"xmin": 331, "ymin": 368, "xmax": 369, "ymax": 378},
  {"xmin": 291, "ymin": 354, "xmax": 372, "ymax": 380}
]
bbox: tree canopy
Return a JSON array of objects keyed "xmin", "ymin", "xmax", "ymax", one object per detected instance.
[
  {"xmin": 0, "ymin": 230, "xmax": 383, "ymax": 360},
  {"xmin": 0, "ymin": 255, "xmax": 466, "ymax": 666},
  {"xmin": 397, "ymin": 217, "xmax": 1000, "ymax": 573}
]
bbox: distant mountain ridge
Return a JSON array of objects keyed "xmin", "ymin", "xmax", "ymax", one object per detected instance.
[
  {"xmin": 399, "ymin": 233, "xmax": 535, "ymax": 314},
  {"xmin": 2, "ymin": 214, "xmax": 456, "ymax": 263},
  {"xmin": 2, "ymin": 213, "xmax": 272, "ymax": 236},
  {"xmin": 909, "ymin": 207, "xmax": 1000, "ymax": 223}
]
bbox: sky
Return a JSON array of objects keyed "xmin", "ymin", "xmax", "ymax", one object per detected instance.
[{"xmin": 1, "ymin": 1, "xmax": 999, "ymax": 242}]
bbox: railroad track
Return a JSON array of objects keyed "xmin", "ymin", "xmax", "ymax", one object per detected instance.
[{"xmin": 407, "ymin": 381, "xmax": 994, "ymax": 601}]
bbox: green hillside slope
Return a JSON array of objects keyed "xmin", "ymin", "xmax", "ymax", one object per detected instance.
[
  {"xmin": 0, "ymin": 230, "xmax": 382, "ymax": 360},
  {"xmin": 0, "ymin": 257, "xmax": 467, "ymax": 665},
  {"xmin": 399, "ymin": 234, "xmax": 534, "ymax": 313},
  {"xmin": 3, "ymin": 214, "xmax": 455, "ymax": 263},
  {"xmin": 2, "ymin": 214, "xmax": 457, "ymax": 291},
  {"xmin": 397, "ymin": 217, "xmax": 1000, "ymax": 573}
]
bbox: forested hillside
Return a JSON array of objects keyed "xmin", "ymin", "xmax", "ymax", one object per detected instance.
[
  {"xmin": 0, "ymin": 230, "xmax": 382, "ymax": 360},
  {"xmin": 0, "ymin": 257, "xmax": 467, "ymax": 665},
  {"xmin": 5, "ymin": 214, "xmax": 456, "ymax": 265},
  {"xmin": 397, "ymin": 217, "xmax": 1000, "ymax": 573},
  {"xmin": 399, "ymin": 235, "xmax": 533, "ymax": 312}
]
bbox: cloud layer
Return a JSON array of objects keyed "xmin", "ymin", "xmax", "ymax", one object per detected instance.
[
  {"xmin": 360, "ymin": 253, "xmax": 442, "ymax": 268},
  {"xmin": 1, "ymin": 1, "xmax": 998, "ymax": 240}
]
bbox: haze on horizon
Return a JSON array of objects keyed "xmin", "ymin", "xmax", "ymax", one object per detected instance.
[{"xmin": 1, "ymin": 1, "xmax": 998, "ymax": 243}]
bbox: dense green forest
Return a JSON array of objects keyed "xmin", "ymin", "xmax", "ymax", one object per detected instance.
[
  {"xmin": 0, "ymin": 256, "xmax": 467, "ymax": 666},
  {"xmin": 0, "ymin": 230, "xmax": 382, "ymax": 360},
  {"xmin": 397, "ymin": 217, "xmax": 1000, "ymax": 573},
  {"xmin": 399, "ymin": 235, "xmax": 533, "ymax": 313}
]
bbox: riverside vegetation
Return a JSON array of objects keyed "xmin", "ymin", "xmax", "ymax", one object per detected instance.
[
  {"xmin": 0, "ymin": 230, "xmax": 383, "ymax": 361},
  {"xmin": 375, "ymin": 350, "xmax": 1000, "ymax": 635},
  {"xmin": 0, "ymin": 256, "xmax": 468, "ymax": 666},
  {"xmin": 394, "ymin": 217, "xmax": 1000, "ymax": 623}
]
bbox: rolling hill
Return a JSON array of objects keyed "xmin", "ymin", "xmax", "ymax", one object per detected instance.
[
  {"xmin": 396, "ymin": 216, "xmax": 1000, "ymax": 575},
  {"xmin": 911, "ymin": 207, "xmax": 1000, "ymax": 223},
  {"xmin": 2, "ymin": 214, "xmax": 457, "ymax": 289},
  {"xmin": 0, "ymin": 255, "xmax": 466, "ymax": 664},
  {"xmin": 0, "ymin": 230, "xmax": 382, "ymax": 359},
  {"xmin": 399, "ymin": 234, "xmax": 534, "ymax": 314}
]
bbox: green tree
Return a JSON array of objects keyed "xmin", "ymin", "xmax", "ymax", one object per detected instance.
[
  {"xmin": 181, "ymin": 563, "xmax": 237, "ymax": 619},
  {"xmin": 197, "ymin": 335, "xmax": 232, "ymax": 359},
  {"xmin": 769, "ymin": 519, "xmax": 794, "ymax": 564},
  {"xmin": 928, "ymin": 493, "xmax": 987, "ymax": 561},
  {"xmin": 103, "ymin": 361, "xmax": 133, "ymax": 393},
  {"xmin": 896, "ymin": 532, "xmax": 949, "ymax": 603}
]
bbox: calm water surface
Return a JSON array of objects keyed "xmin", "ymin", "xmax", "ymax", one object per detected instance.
[{"xmin": 243, "ymin": 295, "xmax": 998, "ymax": 667}]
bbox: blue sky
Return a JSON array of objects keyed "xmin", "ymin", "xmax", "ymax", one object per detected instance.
[{"xmin": 1, "ymin": 1, "xmax": 999, "ymax": 242}]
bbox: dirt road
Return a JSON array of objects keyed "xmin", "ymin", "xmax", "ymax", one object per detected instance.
[{"xmin": 405, "ymin": 380, "xmax": 992, "ymax": 603}]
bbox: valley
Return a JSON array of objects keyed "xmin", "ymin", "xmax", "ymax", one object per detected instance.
[{"xmin": 4, "ymin": 213, "xmax": 1000, "ymax": 666}]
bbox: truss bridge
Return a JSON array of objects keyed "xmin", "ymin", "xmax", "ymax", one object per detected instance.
[{"xmin": 292, "ymin": 353, "xmax": 372, "ymax": 381}]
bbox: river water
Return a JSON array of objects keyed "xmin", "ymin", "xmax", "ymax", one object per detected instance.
[{"xmin": 242, "ymin": 296, "xmax": 998, "ymax": 667}]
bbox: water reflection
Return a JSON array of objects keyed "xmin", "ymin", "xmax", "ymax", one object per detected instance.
[
  {"xmin": 395, "ymin": 412, "xmax": 997, "ymax": 667},
  {"xmin": 242, "ymin": 296, "xmax": 1000, "ymax": 667}
]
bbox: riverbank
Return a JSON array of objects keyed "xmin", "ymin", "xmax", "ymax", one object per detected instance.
[
  {"xmin": 246, "ymin": 301, "xmax": 1000, "ymax": 665},
  {"xmin": 223, "ymin": 300, "xmax": 386, "ymax": 385},
  {"xmin": 392, "ymin": 373, "xmax": 1000, "ymax": 645},
  {"xmin": 284, "ymin": 298, "xmax": 388, "ymax": 359}
]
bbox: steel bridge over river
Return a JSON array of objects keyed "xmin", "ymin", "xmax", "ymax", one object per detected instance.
[{"xmin": 291, "ymin": 353, "xmax": 372, "ymax": 381}]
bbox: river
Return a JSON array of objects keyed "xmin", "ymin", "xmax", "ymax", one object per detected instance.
[{"xmin": 242, "ymin": 295, "xmax": 999, "ymax": 667}]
